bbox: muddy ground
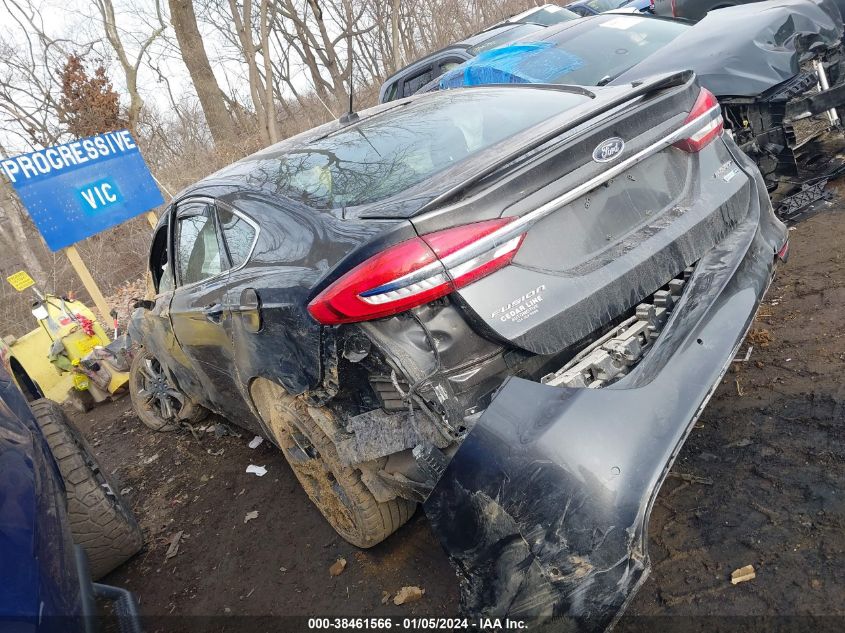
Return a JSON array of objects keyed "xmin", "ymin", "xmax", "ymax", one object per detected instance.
[{"xmin": 73, "ymin": 200, "xmax": 844, "ymax": 630}]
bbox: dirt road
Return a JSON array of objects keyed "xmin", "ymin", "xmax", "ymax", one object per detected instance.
[{"xmin": 75, "ymin": 201, "xmax": 844, "ymax": 629}]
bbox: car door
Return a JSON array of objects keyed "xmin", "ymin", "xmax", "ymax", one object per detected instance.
[
  {"xmin": 168, "ymin": 199, "xmax": 241, "ymax": 416},
  {"xmin": 137, "ymin": 218, "xmax": 207, "ymax": 404}
]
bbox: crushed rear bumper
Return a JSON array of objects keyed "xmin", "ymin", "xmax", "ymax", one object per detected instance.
[{"xmin": 423, "ymin": 147, "xmax": 788, "ymax": 630}]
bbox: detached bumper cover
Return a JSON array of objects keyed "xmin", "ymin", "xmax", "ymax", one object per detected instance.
[
  {"xmin": 424, "ymin": 149, "xmax": 787, "ymax": 630},
  {"xmin": 786, "ymin": 80, "xmax": 845, "ymax": 121}
]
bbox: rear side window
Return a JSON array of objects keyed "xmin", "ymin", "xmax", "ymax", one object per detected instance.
[
  {"xmin": 176, "ymin": 205, "xmax": 225, "ymax": 285},
  {"xmin": 382, "ymin": 81, "xmax": 399, "ymax": 102},
  {"xmin": 218, "ymin": 207, "xmax": 256, "ymax": 268},
  {"xmin": 403, "ymin": 66, "xmax": 435, "ymax": 96}
]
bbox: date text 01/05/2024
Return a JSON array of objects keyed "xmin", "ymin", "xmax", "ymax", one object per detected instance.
[{"xmin": 307, "ymin": 618, "xmax": 528, "ymax": 630}]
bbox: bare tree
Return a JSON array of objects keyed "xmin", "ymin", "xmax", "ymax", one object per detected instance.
[
  {"xmin": 227, "ymin": 0, "xmax": 279, "ymax": 144},
  {"xmin": 0, "ymin": 0, "xmax": 79, "ymax": 148},
  {"xmin": 0, "ymin": 187, "xmax": 50, "ymax": 288},
  {"xmin": 91, "ymin": 0, "xmax": 166, "ymax": 135},
  {"xmin": 390, "ymin": 0, "xmax": 401, "ymax": 72},
  {"xmin": 168, "ymin": 0, "xmax": 240, "ymax": 147}
]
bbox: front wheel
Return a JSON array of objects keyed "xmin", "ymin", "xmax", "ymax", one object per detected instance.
[
  {"xmin": 252, "ymin": 380, "xmax": 415, "ymax": 548},
  {"xmin": 129, "ymin": 349, "xmax": 205, "ymax": 431}
]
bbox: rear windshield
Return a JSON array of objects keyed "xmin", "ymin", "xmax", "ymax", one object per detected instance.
[
  {"xmin": 234, "ymin": 88, "xmax": 590, "ymax": 210},
  {"xmin": 513, "ymin": 5, "xmax": 580, "ymax": 25},
  {"xmin": 545, "ymin": 16, "xmax": 687, "ymax": 85},
  {"xmin": 584, "ymin": 0, "xmax": 631, "ymax": 11},
  {"xmin": 469, "ymin": 23, "xmax": 545, "ymax": 54}
]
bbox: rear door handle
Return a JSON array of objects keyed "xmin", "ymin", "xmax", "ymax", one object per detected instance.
[{"xmin": 203, "ymin": 303, "xmax": 224, "ymax": 322}]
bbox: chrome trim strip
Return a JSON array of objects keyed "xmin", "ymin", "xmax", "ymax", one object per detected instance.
[
  {"xmin": 217, "ymin": 201, "xmax": 262, "ymax": 275},
  {"xmin": 356, "ymin": 104, "xmax": 722, "ymax": 299},
  {"xmin": 360, "ymin": 259, "xmax": 446, "ymax": 296},
  {"xmin": 438, "ymin": 104, "xmax": 722, "ymax": 270}
]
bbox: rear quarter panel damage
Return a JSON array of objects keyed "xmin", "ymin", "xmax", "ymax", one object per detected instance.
[{"xmin": 213, "ymin": 192, "xmax": 417, "ymax": 427}]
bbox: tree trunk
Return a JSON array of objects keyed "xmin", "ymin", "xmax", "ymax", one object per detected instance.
[
  {"xmin": 229, "ymin": 0, "xmax": 272, "ymax": 145},
  {"xmin": 391, "ymin": 0, "xmax": 401, "ymax": 73},
  {"xmin": 259, "ymin": 0, "xmax": 278, "ymax": 144},
  {"xmin": 0, "ymin": 180, "xmax": 49, "ymax": 289},
  {"xmin": 168, "ymin": 0, "xmax": 240, "ymax": 149},
  {"xmin": 306, "ymin": 0, "xmax": 348, "ymax": 110}
]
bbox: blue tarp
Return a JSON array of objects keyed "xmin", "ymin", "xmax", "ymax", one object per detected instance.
[{"xmin": 438, "ymin": 42, "xmax": 585, "ymax": 89}]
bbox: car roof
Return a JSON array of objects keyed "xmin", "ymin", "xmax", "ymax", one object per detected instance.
[
  {"xmin": 179, "ymin": 84, "xmax": 600, "ymax": 208},
  {"xmin": 519, "ymin": 12, "xmax": 685, "ymax": 44}
]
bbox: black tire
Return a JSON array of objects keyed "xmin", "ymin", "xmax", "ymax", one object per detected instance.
[
  {"xmin": 252, "ymin": 379, "xmax": 415, "ymax": 548},
  {"xmin": 129, "ymin": 348, "xmax": 205, "ymax": 432},
  {"xmin": 30, "ymin": 399, "xmax": 143, "ymax": 579}
]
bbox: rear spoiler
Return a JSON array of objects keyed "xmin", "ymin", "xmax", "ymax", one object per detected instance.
[{"xmin": 415, "ymin": 70, "xmax": 695, "ymax": 214}]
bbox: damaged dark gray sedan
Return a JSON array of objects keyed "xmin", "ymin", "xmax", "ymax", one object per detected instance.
[{"xmin": 129, "ymin": 73, "xmax": 788, "ymax": 628}]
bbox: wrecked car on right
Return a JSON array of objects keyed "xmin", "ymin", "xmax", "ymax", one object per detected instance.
[{"xmin": 436, "ymin": 0, "xmax": 845, "ymax": 215}]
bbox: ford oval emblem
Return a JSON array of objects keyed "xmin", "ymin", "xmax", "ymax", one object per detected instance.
[{"xmin": 592, "ymin": 137, "xmax": 625, "ymax": 163}]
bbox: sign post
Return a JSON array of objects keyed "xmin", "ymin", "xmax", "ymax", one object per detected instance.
[
  {"xmin": 1, "ymin": 129, "xmax": 164, "ymax": 319},
  {"xmin": 62, "ymin": 246, "xmax": 112, "ymax": 320}
]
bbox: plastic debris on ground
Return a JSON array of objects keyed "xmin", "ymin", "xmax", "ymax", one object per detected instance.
[
  {"xmin": 246, "ymin": 464, "xmax": 267, "ymax": 477},
  {"xmin": 248, "ymin": 436, "xmax": 264, "ymax": 449},
  {"xmin": 244, "ymin": 510, "xmax": 259, "ymax": 524},
  {"xmin": 165, "ymin": 531, "xmax": 183, "ymax": 560}
]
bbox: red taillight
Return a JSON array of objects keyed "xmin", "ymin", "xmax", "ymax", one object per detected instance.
[
  {"xmin": 308, "ymin": 218, "xmax": 525, "ymax": 325},
  {"xmin": 673, "ymin": 88, "xmax": 724, "ymax": 153}
]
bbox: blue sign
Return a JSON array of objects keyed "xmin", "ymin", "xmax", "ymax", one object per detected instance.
[{"xmin": 0, "ymin": 130, "xmax": 163, "ymax": 251}]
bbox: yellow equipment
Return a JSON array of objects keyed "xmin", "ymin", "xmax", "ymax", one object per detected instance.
[{"xmin": 32, "ymin": 295, "xmax": 131, "ymax": 411}]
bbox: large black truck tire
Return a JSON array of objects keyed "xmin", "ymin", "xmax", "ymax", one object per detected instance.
[{"xmin": 31, "ymin": 399, "xmax": 143, "ymax": 579}]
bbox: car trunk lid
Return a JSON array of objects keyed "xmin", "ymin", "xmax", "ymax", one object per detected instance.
[{"xmin": 413, "ymin": 74, "xmax": 753, "ymax": 355}]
